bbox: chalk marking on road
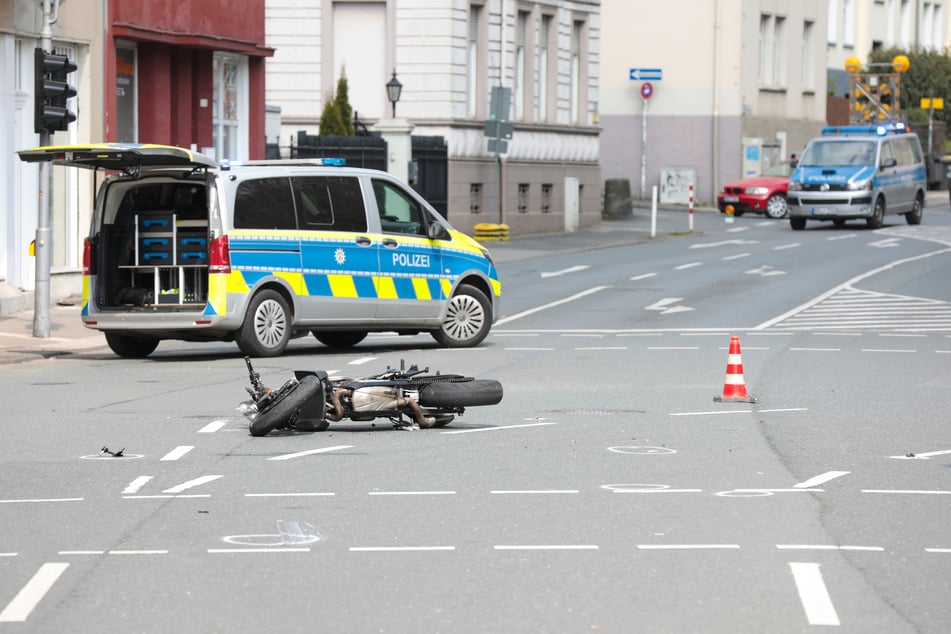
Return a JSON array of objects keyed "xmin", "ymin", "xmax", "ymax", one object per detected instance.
[
  {"xmin": 0, "ymin": 498, "xmax": 84, "ymax": 504},
  {"xmin": 862, "ymin": 489, "xmax": 951, "ymax": 495},
  {"xmin": 350, "ymin": 546, "xmax": 456, "ymax": 552},
  {"xmin": 369, "ymin": 491, "xmax": 456, "ymax": 496},
  {"xmin": 890, "ymin": 449, "xmax": 951, "ymax": 460},
  {"xmin": 494, "ymin": 545, "xmax": 598, "ymax": 551},
  {"xmin": 440, "ymin": 422, "xmax": 555, "ymax": 434},
  {"xmin": 122, "ymin": 476, "xmax": 153, "ymax": 495},
  {"xmin": 629, "ymin": 272, "xmax": 657, "ymax": 281},
  {"xmin": 163, "ymin": 475, "xmax": 223, "ymax": 494},
  {"xmin": 495, "ymin": 286, "xmax": 610, "ymax": 326},
  {"xmin": 541, "ymin": 264, "xmax": 590, "ymax": 278},
  {"xmin": 160, "ymin": 445, "xmax": 194, "ymax": 461},
  {"xmin": 198, "ymin": 420, "xmax": 228, "ymax": 433},
  {"xmin": 789, "ymin": 562, "xmax": 841, "ymax": 626},
  {"xmin": 637, "ymin": 544, "xmax": 740, "ymax": 550},
  {"xmin": 209, "ymin": 548, "xmax": 311, "ymax": 554},
  {"xmin": 490, "ymin": 490, "xmax": 580, "ymax": 495},
  {"xmin": 0, "ymin": 562, "xmax": 69, "ymax": 623},
  {"xmin": 245, "ymin": 492, "xmax": 336, "ymax": 497},
  {"xmin": 778, "ymin": 545, "xmax": 883, "ymax": 552},
  {"xmin": 794, "ymin": 471, "xmax": 850, "ymax": 489},
  {"xmin": 349, "ymin": 356, "xmax": 378, "ymax": 365},
  {"xmin": 267, "ymin": 446, "xmax": 354, "ymax": 461}
]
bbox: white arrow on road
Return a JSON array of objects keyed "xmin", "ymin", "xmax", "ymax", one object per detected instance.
[
  {"xmin": 645, "ymin": 298, "xmax": 695, "ymax": 314},
  {"xmin": 746, "ymin": 265, "xmax": 787, "ymax": 277},
  {"xmin": 541, "ymin": 265, "xmax": 589, "ymax": 278},
  {"xmin": 868, "ymin": 238, "xmax": 901, "ymax": 248}
]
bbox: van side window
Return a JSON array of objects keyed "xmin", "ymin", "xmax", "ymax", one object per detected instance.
[
  {"xmin": 372, "ymin": 179, "xmax": 426, "ymax": 236},
  {"xmin": 879, "ymin": 140, "xmax": 895, "ymax": 167},
  {"xmin": 234, "ymin": 177, "xmax": 296, "ymax": 229},
  {"xmin": 292, "ymin": 176, "xmax": 367, "ymax": 232},
  {"xmin": 893, "ymin": 138, "xmax": 916, "ymax": 166}
]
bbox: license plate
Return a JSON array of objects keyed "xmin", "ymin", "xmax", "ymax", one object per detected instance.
[{"xmin": 723, "ymin": 196, "xmax": 739, "ymax": 203}]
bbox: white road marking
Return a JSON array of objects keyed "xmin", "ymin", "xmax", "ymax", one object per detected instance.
[
  {"xmin": 890, "ymin": 449, "xmax": 951, "ymax": 460},
  {"xmin": 267, "ymin": 446, "xmax": 354, "ymax": 461},
  {"xmin": 862, "ymin": 489, "xmax": 951, "ymax": 495},
  {"xmin": 504, "ymin": 347, "xmax": 555, "ymax": 351},
  {"xmin": 0, "ymin": 498, "xmax": 83, "ymax": 504},
  {"xmin": 647, "ymin": 346, "xmax": 699, "ymax": 350},
  {"xmin": 495, "ymin": 286, "xmax": 610, "ymax": 326},
  {"xmin": 674, "ymin": 262, "xmax": 703, "ymax": 270},
  {"xmin": 0, "ymin": 562, "xmax": 69, "ymax": 623},
  {"xmin": 778, "ymin": 545, "xmax": 883, "ymax": 552},
  {"xmin": 245, "ymin": 492, "xmax": 335, "ymax": 497},
  {"xmin": 721, "ymin": 252, "xmax": 751, "ymax": 260},
  {"xmin": 789, "ymin": 347, "xmax": 840, "ymax": 352},
  {"xmin": 440, "ymin": 422, "xmax": 555, "ymax": 434},
  {"xmin": 629, "ymin": 272, "xmax": 657, "ymax": 281},
  {"xmin": 789, "ymin": 562, "xmax": 840, "ymax": 626},
  {"xmin": 350, "ymin": 546, "xmax": 455, "ymax": 552},
  {"xmin": 828, "ymin": 233, "xmax": 857, "ymax": 240},
  {"xmin": 349, "ymin": 357, "xmax": 378, "ymax": 365},
  {"xmin": 690, "ymin": 239, "xmax": 758, "ymax": 249},
  {"xmin": 58, "ymin": 551, "xmax": 105, "ymax": 555},
  {"xmin": 123, "ymin": 494, "xmax": 210, "ymax": 499},
  {"xmin": 868, "ymin": 237, "xmax": 901, "ymax": 248},
  {"xmin": 746, "ymin": 265, "xmax": 786, "ymax": 277},
  {"xmin": 209, "ymin": 548, "xmax": 311, "ymax": 554},
  {"xmin": 198, "ymin": 420, "xmax": 228, "ymax": 433},
  {"xmin": 925, "ymin": 548, "xmax": 951, "ymax": 553},
  {"xmin": 637, "ymin": 544, "xmax": 740, "ymax": 550},
  {"xmin": 162, "ymin": 475, "xmax": 223, "ymax": 494},
  {"xmin": 122, "ymin": 476, "xmax": 153, "ymax": 495},
  {"xmin": 494, "ymin": 545, "xmax": 598, "ymax": 551},
  {"xmin": 541, "ymin": 264, "xmax": 589, "ymax": 278},
  {"xmin": 574, "ymin": 346, "xmax": 628, "ymax": 351},
  {"xmin": 369, "ymin": 491, "xmax": 456, "ymax": 496},
  {"xmin": 861, "ymin": 348, "xmax": 915, "ymax": 353},
  {"xmin": 108, "ymin": 550, "xmax": 168, "ymax": 555},
  {"xmin": 490, "ymin": 490, "xmax": 580, "ymax": 495},
  {"xmin": 645, "ymin": 298, "xmax": 694, "ymax": 314},
  {"xmin": 794, "ymin": 471, "xmax": 850, "ymax": 489},
  {"xmin": 772, "ymin": 243, "xmax": 801, "ymax": 250},
  {"xmin": 0, "ymin": 553, "xmax": 17, "ymax": 557},
  {"xmin": 160, "ymin": 445, "xmax": 194, "ymax": 461},
  {"xmin": 670, "ymin": 410, "xmax": 753, "ymax": 416}
]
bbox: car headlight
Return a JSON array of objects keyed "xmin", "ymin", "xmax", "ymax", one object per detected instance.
[
  {"xmin": 847, "ymin": 179, "xmax": 872, "ymax": 191},
  {"xmin": 745, "ymin": 187, "xmax": 769, "ymax": 195},
  {"xmin": 788, "ymin": 182, "xmax": 802, "ymax": 191}
]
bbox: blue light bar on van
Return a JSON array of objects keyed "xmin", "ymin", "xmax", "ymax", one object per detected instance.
[
  {"xmin": 320, "ymin": 158, "xmax": 346, "ymax": 166},
  {"xmin": 822, "ymin": 122, "xmax": 906, "ymax": 136}
]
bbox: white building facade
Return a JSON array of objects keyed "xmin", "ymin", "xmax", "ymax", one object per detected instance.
[
  {"xmin": 599, "ymin": 0, "xmax": 829, "ymax": 205},
  {"xmin": 265, "ymin": 0, "xmax": 602, "ymax": 235}
]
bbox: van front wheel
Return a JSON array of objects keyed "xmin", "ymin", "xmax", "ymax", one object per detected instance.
[
  {"xmin": 237, "ymin": 290, "xmax": 291, "ymax": 357},
  {"xmin": 432, "ymin": 285, "xmax": 491, "ymax": 348},
  {"xmin": 867, "ymin": 197, "xmax": 886, "ymax": 229}
]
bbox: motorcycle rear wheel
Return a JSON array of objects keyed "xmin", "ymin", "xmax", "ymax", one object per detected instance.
[
  {"xmin": 249, "ymin": 375, "xmax": 323, "ymax": 437},
  {"xmin": 417, "ymin": 379, "xmax": 503, "ymax": 407}
]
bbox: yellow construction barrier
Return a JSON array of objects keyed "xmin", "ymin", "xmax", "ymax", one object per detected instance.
[{"xmin": 473, "ymin": 223, "xmax": 510, "ymax": 242}]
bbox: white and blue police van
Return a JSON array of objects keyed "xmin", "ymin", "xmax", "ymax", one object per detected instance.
[
  {"xmin": 786, "ymin": 122, "xmax": 927, "ymax": 230},
  {"xmin": 18, "ymin": 144, "xmax": 501, "ymax": 358}
]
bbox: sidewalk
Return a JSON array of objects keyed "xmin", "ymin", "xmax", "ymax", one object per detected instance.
[{"xmin": 0, "ymin": 203, "xmax": 719, "ymax": 365}]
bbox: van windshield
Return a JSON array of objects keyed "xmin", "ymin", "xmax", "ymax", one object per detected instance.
[{"xmin": 799, "ymin": 140, "xmax": 877, "ymax": 167}]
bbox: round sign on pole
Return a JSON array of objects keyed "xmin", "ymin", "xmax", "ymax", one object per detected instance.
[{"xmin": 640, "ymin": 82, "xmax": 653, "ymax": 100}]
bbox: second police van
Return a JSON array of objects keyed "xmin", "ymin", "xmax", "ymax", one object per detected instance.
[
  {"xmin": 18, "ymin": 144, "xmax": 501, "ymax": 358},
  {"xmin": 786, "ymin": 122, "xmax": 927, "ymax": 230}
]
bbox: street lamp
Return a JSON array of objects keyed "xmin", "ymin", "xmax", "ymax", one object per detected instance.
[{"xmin": 386, "ymin": 70, "xmax": 402, "ymax": 118}]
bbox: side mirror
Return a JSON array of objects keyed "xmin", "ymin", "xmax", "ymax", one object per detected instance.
[
  {"xmin": 428, "ymin": 221, "xmax": 450, "ymax": 241},
  {"xmin": 881, "ymin": 157, "xmax": 897, "ymax": 169}
]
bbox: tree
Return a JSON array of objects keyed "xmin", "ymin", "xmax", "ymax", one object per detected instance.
[{"xmin": 318, "ymin": 66, "xmax": 355, "ymax": 136}]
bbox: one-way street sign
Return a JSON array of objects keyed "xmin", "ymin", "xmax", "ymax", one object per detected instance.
[{"xmin": 630, "ymin": 67, "xmax": 663, "ymax": 81}]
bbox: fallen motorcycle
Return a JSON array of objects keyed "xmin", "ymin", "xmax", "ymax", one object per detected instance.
[{"xmin": 238, "ymin": 357, "xmax": 503, "ymax": 436}]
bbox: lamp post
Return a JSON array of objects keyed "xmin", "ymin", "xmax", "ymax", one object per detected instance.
[{"xmin": 386, "ymin": 70, "xmax": 402, "ymax": 118}]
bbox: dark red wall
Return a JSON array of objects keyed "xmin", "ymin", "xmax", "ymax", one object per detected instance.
[{"xmin": 105, "ymin": 0, "xmax": 272, "ymax": 158}]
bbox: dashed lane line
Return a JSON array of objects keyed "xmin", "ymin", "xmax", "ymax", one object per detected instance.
[
  {"xmin": 790, "ymin": 562, "xmax": 841, "ymax": 626},
  {"xmin": 439, "ymin": 422, "xmax": 556, "ymax": 434},
  {"xmin": 0, "ymin": 562, "xmax": 69, "ymax": 623},
  {"xmin": 267, "ymin": 446, "xmax": 354, "ymax": 461},
  {"xmin": 160, "ymin": 445, "xmax": 194, "ymax": 461}
]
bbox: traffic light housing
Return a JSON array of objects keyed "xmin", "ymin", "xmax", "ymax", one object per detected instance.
[{"xmin": 34, "ymin": 48, "xmax": 77, "ymax": 134}]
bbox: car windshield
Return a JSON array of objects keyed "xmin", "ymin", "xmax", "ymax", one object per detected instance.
[
  {"xmin": 763, "ymin": 163, "xmax": 792, "ymax": 177},
  {"xmin": 799, "ymin": 140, "xmax": 877, "ymax": 167}
]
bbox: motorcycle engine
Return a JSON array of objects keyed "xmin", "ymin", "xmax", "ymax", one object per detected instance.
[{"xmin": 350, "ymin": 386, "xmax": 400, "ymax": 412}]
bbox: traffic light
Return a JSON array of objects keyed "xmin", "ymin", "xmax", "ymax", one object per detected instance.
[{"xmin": 34, "ymin": 48, "xmax": 77, "ymax": 134}]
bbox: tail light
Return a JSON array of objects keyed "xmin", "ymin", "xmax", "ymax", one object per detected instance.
[
  {"xmin": 208, "ymin": 235, "xmax": 231, "ymax": 274},
  {"xmin": 82, "ymin": 238, "xmax": 94, "ymax": 275}
]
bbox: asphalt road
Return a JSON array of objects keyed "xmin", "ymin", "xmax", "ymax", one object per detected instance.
[{"xmin": 2, "ymin": 204, "xmax": 951, "ymax": 633}]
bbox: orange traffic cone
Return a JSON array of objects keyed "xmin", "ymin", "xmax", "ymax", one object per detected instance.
[{"xmin": 714, "ymin": 336, "xmax": 756, "ymax": 403}]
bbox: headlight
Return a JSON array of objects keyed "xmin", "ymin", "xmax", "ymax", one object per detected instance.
[
  {"xmin": 847, "ymin": 179, "xmax": 872, "ymax": 191},
  {"xmin": 745, "ymin": 187, "xmax": 769, "ymax": 195},
  {"xmin": 788, "ymin": 182, "xmax": 802, "ymax": 191}
]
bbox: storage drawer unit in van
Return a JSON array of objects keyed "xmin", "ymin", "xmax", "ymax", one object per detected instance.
[{"xmin": 176, "ymin": 231, "xmax": 208, "ymax": 265}]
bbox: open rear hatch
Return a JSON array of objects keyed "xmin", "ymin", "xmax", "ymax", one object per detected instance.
[{"xmin": 17, "ymin": 143, "xmax": 217, "ymax": 174}]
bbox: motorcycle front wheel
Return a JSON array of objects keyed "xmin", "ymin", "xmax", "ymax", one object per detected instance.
[
  {"xmin": 417, "ymin": 379, "xmax": 503, "ymax": 407},
  {"xmin": 249, "ymin": 375, "xmax": 323, "ymax": 437}
]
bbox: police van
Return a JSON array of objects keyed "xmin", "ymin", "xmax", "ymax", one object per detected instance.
[
  {"xmin": 18, "ymin": 144, "xmax": 501, "ymax": 358},
  {"xmin": 786, "ymin": 122, "xmax": 927, "ymax": 230}
]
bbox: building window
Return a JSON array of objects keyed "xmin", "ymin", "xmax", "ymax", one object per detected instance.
[
  {"xmin": 470, "ymin": 183, "xmax": 482, "ymax": 213},
  {"xmin": 828, "ymin": 0, "xmax": 838, "ymax": 44},
  {"xmin": 923, "ymin": 2, "xmax": 944, "ymax": 49},
  {"xmin": 899, "ymin": 0, "xmax": 912, "ymax": 46},
  {"xmin": 759, "ymin": 14, "xmax": 786, "ymax": 87},
  {"xmin": 538, "ymin": 14, "xmax": 552, "ymax": 122},
  {"xmin": 759, "ymin": 15, "xmax": 769, "ymax": 82},
  {"xmin": 541, "ymin": 183, "xmax": 552, "ymax": 213},
  {"xmin": 802, "ymin": 21, "xmax": 814, "ymax": 91},
  {"xmin": 843, "ymin": 0, "xmax": 856, "ymax": 47},
  {"xmin": 468, "ymin": 4, "xmax": 482, "ymax": 119},
  {"xmin": 517, "ymin": 183, "xmax": 529, "ymax": 213},
  {"xmin": 514, "ymin": 11, "xmax": 528, "ymax": 121},
  {"xmin": 213, "ymin": 53, "xmax": 246, "ymax": 161},
  {"xmin": 570, "ymin": 20, "xmax": 585, "ymax": 124},
  {"xmin": 773, "ymin": 16, "xmax": 786, "ymax": 86},
  {"xmin": 116, "ymin": 46, "xmax": 137, "ymax": 143}
]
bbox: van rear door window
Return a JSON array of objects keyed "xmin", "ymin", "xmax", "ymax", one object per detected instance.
[
  {"xmin": 234, "ymin": 177, "xmax": 296, "ymax": 229},
  {"xmin": 292, "ymin": 176, "xmax": 366, "ymax": 232}
]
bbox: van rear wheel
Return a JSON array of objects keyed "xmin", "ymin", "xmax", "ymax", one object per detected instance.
[
  {"xmin": 105, "ymin": 333, "xmax": 159, "ymax": 358},
  {"xmin": 905, "ymin": 195, "xmax": 923, "ymax": 225},
  {"xmin": 237, "ymin": 290, "xmax": 291, "ymax": 357}
]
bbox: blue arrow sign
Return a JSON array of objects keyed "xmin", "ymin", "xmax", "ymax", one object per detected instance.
[{"xmin": 630, "ymin": 67, "xmax": 663, "ymax": 81}]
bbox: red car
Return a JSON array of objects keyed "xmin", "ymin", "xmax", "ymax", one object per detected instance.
[{"xmin": 716, "ymin": 163, "xmax": 792, "ymax": 219}]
